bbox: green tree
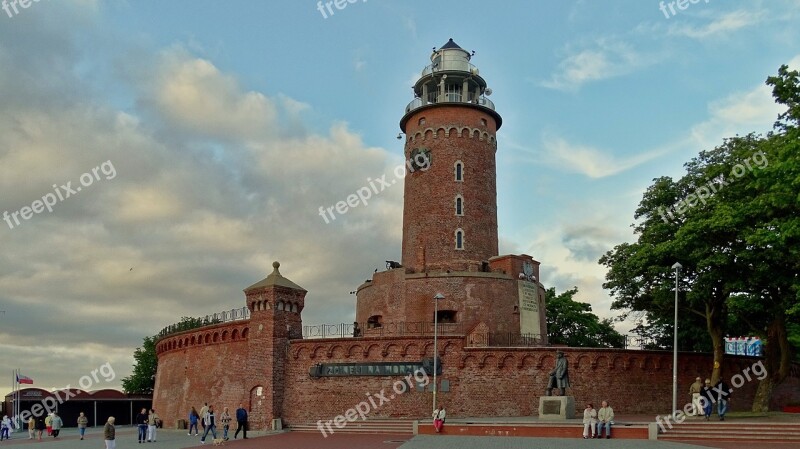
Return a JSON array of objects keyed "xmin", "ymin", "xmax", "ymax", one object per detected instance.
[
  {"xmin": 121, "ymin": 335, "xmax": 157, "ymax": 394},
  {"xmin": 545, "ymin": 287, "xmax": 625, "ymax": 348},
  {"xmin": 599, "ymin": 64, "xmax": 800, "ymax": 411}
]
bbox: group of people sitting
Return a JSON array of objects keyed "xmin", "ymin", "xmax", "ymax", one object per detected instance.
[{"xmin": 582, "ymin": 400, "xmax": 614, "ymax": 439}]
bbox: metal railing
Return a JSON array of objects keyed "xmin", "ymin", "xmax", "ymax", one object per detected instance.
[
  {"xmin": 465, "ymin": 333, "xmax": 547, "ymax": 347},
  {"xmin": 405, "ymin": 93, "xmax": 496, "ymax": 114},
  {"xmin": 302, "ymin": 321, "xmax": 464, "ymax": 339},
  {"xmin": 156, "ymin": 306, "xmax": 250, "ymax": 339},
  {"xmin": 421, "ymin": 61, "xmax": 479, "ymax": 77}
]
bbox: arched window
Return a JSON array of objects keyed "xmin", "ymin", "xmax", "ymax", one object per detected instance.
[
  {"xmin": 454, "ymin": 161, "xmax": 463, "ymax": 181},
  {"xmin": 367, "ymin": 315, "xmax": 383, "ymax": 329},
  {"xmin": 418, "ymin": 117, "xmax": 426, "ymax": 126},
  {"xmin": 455, "ymin": 229, "xmax": 464, "ymax": 250},
  {"xmin": 455, "ymin": 195, "xmax": 463, "ymax": 216}
]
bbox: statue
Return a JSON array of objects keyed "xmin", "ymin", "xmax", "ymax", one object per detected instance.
[{"xmin": 546, "ymin": 351, "xmax": 570, "ymax": 396}]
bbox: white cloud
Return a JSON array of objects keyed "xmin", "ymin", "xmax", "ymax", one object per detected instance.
[
  {"xmin": 508, "ymin": 135, "xmax": 670, "ymax": 179},
  {"xmin": 667, "ymin": 9, "xmax": 765, "ymax": 39},
  {"xmin": 689, "ymin": 83, "xmax": 785, "ymax": 149},
  {"xmin": 541, "ymin": 39, "xmax": 657, "ymax": 91}
]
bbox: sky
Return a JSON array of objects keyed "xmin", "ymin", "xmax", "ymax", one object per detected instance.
[{"xmin": 1, "ymin": 0, "xmax": 798, "ymax": 397}]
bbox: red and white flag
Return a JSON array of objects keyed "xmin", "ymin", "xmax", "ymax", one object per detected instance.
[{"xmin": 16, "ymin": 373, "xmax": 33, "ymax": 384}]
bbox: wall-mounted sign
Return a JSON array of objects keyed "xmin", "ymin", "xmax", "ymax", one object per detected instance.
[{"xmin": 309, "ymin": 360, "xmax": 440, "ymax": 378}]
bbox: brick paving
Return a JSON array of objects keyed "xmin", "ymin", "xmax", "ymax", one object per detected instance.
[{"xmin": 1, "ymin": 417, "xmax": 798, "ymax": 449}]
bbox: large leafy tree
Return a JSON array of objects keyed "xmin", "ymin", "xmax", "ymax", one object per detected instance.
[
  {"xmin": 599, "ymin": 64, "xmax": 800, "ymax": 411},
  {"xmin": 545, "ymin": 287, "xmax": 625, "ymax": 348},
  {"xmin": 122, "ymin": 335, "xmax": 157, "ymax": 394}
]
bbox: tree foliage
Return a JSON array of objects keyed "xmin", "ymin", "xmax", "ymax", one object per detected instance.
[
  {"xmin": 599, "ymin": 64, "xmax": 800, "ymax": 411},
  {"xmin": 545, "ymin": 287, "xmax": 625, "ymax": 348},
  {"xmin": 121, "ymin": 335, "xmax": 157, "ymax": 394}
]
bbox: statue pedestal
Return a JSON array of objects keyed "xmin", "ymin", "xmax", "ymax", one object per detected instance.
[{"xmin": 538, "ymin": 396, "xmax": 575, "ymax": 420}]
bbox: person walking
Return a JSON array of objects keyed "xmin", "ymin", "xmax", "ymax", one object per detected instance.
[
  {"xmin": 582, "ymin": 403, "xmax": 597, "ymax": 439},
  {"xmin": 77, "ymin": 412, "xmax": 89, "ymax": 440},
  {"xmin": 135, "ymin": 408, "xmax": 149, "ymax": 443},
  {"xmin": 200, "ymin": 405, "xmax": 217, "ymax": 444},
  {"xmin": 51, "ymin": 413, "xmax": 63, "ymax": 438},
  {"xmin": 35, "ymin": 416, "xmax": 45, "ymax": 440},
  {"xmin": 147, "ymin": 408, "xmax": 160, "ymax": 442},
  {"xmin": 596, "ymin": 400, "xmax": 614, "ymax": 439},
  {"xmin": 432, "ymin": 405, "xmax": 446, "ymax": 433},
  {"xmin": 104, "ymin": 417, "xmax": 116, "ymax": 449},
  {"xmin": 45, "ymin": 412, "xmax": 53, "ymax": 436},
  {"xmin": 701, "ymin": 379, "xmax": 715, "ymax": 420},
  {"xmin": 28, "ymin": 416, "xmax": 35, "ymax": 440},
  {"xmin": 199, "ymin": 403, "xmax": 209, "ymax": 434},
  {"xmin": 715, "ymin": 378, "xmax": 732, "ymax": 421},
  {"xmin": 689, "ymin": 376, "xmax": 703, "ymax": 416},
  {"xmin": 219, "ymin": 407, "xmax": 232, "ymax": 441},
  {"xmin": 188, "ymin": 407, "xmax": 200, "ymax": 436},
  {"xmin": 234, "ymin": 404, "xmax": 248, "ymax": 439}
]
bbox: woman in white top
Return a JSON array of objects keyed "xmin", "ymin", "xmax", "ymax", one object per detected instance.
[
  {"xmin": 582, "ymin": 403, "xmax": 597, "ymax": 439},
  {"xmin": 432, "ymin": 406, "xmax": 446, "ymax": 433}
]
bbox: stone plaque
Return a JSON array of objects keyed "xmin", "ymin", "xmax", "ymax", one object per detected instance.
[
  {"xmin": 538, "ymin": 396, "xmax": 575, "ymax": 420},
  {"xmin": 542, "ymin": 400, "xmax": 561, "ymax": 415},
  {"xmin": 518, "ymin": 281, "xmax": 542, "ymax": 335}
]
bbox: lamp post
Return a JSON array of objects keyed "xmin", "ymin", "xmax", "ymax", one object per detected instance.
[
  {"xmin": 432, "ymin": 293, "xmax": 444, "ymax": 412},
  {"xmin": 671, "ymin": 262, "xmax": 682, "ymax": 417}
]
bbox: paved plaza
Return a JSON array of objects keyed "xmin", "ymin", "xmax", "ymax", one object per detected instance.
[{"xmin": 0, "ymin": 425, "xmax": 797, "ymax": 449}]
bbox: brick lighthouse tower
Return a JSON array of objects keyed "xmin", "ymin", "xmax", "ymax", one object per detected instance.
[
  {"xmin": 356, "ymin": 39, "xmax": 547, "ymax": 340},
  {"xmin": 400, "ymin": 38, "xmax": 502, "ymax": 273}
]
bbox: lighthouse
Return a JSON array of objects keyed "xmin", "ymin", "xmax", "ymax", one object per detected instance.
[
  {"xmin": 356, "ymin": 39, "xmax": 546, "ymax": 339},
  {"xmin": 400, "ymin": 38, "xmax": 502, "ymax": 274}
]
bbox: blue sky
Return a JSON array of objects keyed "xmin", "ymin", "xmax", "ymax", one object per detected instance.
[{"xmin": 1, "ymin": 0, "xmax": 798, "ymax": 395}]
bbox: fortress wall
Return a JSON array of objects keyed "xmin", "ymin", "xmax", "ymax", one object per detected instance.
[
  {"xmin": 153, "ymin": 320, "xmax": 251, "ymax": 427},
  {"xmin": 282, "ymin": 336, "xmax": 774, "ymax": 424}
]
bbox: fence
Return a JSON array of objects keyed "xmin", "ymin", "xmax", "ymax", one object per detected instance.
[{"xmin": 156, "ymin": 306, "xmax": 250, "ymax": 339}]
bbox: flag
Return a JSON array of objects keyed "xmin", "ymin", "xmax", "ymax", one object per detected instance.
[{"xmin": 16, "ymin": 373, "xmax": 33, "ymax": 384}]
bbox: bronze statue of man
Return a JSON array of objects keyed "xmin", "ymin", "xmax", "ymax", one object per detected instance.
[{"xmin": 546, "ymin": 351, "xmax": 570, "ymax": 396}]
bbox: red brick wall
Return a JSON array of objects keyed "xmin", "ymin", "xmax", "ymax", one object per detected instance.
[
  {"xmin": 356, "ymin": 272, "xmax": 522, "ymax": 335},
  {"xmin": 156, "ymin": 327, "xmax": 800, "ymax": 428},
  {"xmin": 282, "ymin": 335, "xmax": 794, "ymax": 424},
  {"xmin": 153, "ymin": 321, "xmax": 251, "ymax": 428},
  {"xmin": 401, "ymin": 105, "xmax": 499, "ymax": 273}
]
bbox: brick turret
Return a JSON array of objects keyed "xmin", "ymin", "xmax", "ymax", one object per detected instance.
[{"xmin": 242, "ymin": 261, "xmax": 305, "ymax": 429}]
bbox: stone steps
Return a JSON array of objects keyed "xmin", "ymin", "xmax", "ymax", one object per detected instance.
[
  {"xmin": 287, "ymin": 419, "xmax": 414, "ymax": 435},
  {"xmin": 658, "ymin": 422, "xmax": 800, "ymax": 441}
]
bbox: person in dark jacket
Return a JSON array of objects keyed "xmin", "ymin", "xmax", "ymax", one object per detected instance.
[
  {"xmin": 135, "ymin": 408, "xmax": 148, "ymax": 443},
  {"xmin": 104, "ymin": 417, "xmax": 116, "ymax": 449},
  {"xmin": 200, "ymin": 405, "xmax": 217, "ymax": 444},
  {"xmin": 234, "ymin": 404, "xmax": 248, "ymax": 439},
  {"xmin": 714, "ymin": 378, "xmax": 732, "ymax": 420},
  {"xmin": 700, "ymin": 379, "xmax": 715, "ymax": 420},
  {"xmin": 34, "ymin": 416, "xmax": 46, "ymax": 441}
]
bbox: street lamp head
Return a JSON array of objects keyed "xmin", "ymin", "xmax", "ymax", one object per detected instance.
[
  {"xmin": 672, "ymin": 262, "xmax": 682, "ymax": 270},
  {"xmin": 433, "ymin": 293, "xmax": 445, "ymax": 300}
]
